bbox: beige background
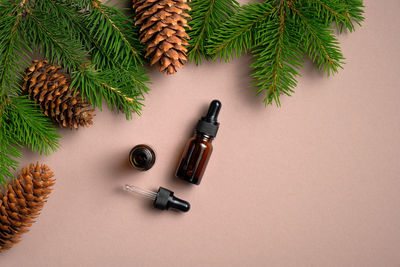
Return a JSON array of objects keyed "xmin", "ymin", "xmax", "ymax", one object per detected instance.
[{"xmin": 2, "ymin": 0, "xmax": 400, "ymax": 266}]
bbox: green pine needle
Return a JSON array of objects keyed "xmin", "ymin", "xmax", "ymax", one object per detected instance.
[
  {"xmin": 207, "ymin": 1, "xmax": 276, "ymax": 62},
  {"xmin": 5, "ymin": 97, "xmax": 61, "ymax": 156},
  {"xmin": 81, "ymin": 1, "xmax": 150, "ymax": 117},
  {"xmin": 204, "ymin": 0, "xmax": 364, "ymax": 105},
  {"xmin": 290, "ymin": 3, "xmax": 345, "ymax": 75},
  {"xmin": 251, "ymin": 5, "xmax": 303, "ymax": 105},
  {"xmin": 299, "ymin": 0, "xmax": 364, "ymax": 32},
  {"xmin": 64, "ymin": 0, "xmax": 149, "ymax": 118},
  {"xmin": 0, "ymin": 124, "xmax": 21, "ymax": 184},
  {"xmin": 188, "ymin": 0, "xmax": 239, "ymax": 64},
  {"xmin": 0, "ymin": 0, "xmax": 30, "ymax": 183},
  {"xmin": 0, "ymin": 0, "xmax": 31, "ymax": 97}
]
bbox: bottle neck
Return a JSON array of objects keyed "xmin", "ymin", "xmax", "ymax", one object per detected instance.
[{"xmin": 194, "ymin": 132, "xmax": 213, "ymax": 142}]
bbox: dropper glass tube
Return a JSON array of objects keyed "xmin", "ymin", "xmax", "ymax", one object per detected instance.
[{"xmin": 124, "ymin": 184, "xmax": 156, "ymax": 200}]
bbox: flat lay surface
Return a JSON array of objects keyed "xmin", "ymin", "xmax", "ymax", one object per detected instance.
[{"xmin": 1, "ymin": 0, "xmax": 400, "ymax": 266}]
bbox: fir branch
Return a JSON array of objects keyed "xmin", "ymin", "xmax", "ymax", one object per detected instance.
[
  {"xmin": 0, "ymin": 97, "xmax": 21, "ymax": 184},
  {"xmin": 5, "ymin": 96, "xmax": 61, "ymax": 155},
  {"xmin": 83, "ymin": 1, "xmax": 149, "ymax": 99},
  {"xmin": 32, "ymin": 0, "xmax": 89, "ymax": 43},
  {"xmin": 70, "ymin": 67, "xmax": 144, "ymax": 118},
  {"xmin": 207, "ymin": 1, "xmax": 275, "ymax": 62},
  {"xmin": 89, "ymin": 1, "xmax": 142, "ymax": 63},
  {"xmin": 339, "ymin": 0, "xmax": 364, "ymax": 31},
  {"xmin": 289, "ymin": 2, "xmax": 344, "ymax": 75},
  {"xmin": 0, "ymin": 0, "xmax": 30, "ymax": 183},
  {"xmin": 0, "ymin": 0, "xmax": 31, "ymax": 97},
  {"xmin": 45, "ymin": 0, "xmax": 149, "ymax": 116},
  {"xmin": 64, "ymin": 0, "xmax": 92, "ymax": 11},
  {"xmin": 298, "ymin": 0, "xmax": 364, "ymax": 32},
  {"xmin": 251, "ymin": 3, "xmax": 303, "ymax": 105},
  {"xmin": 0, "ymin": 124, "xmax": 21, "ymax": 184},
  {"xmin": 188, "ymin": 0, "xmax": 239, "ymax": 64},
  {"xmin": 24, "ymin": 6, "xmax": 90, "ymax": 73}
]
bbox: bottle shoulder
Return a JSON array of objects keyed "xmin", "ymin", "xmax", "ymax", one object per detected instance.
[{"xmin": 189, "ymin": 134, "xmax": 213, "ymax": 145}]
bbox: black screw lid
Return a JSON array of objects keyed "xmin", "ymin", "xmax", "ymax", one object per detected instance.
[{"xmin": 195, "ymin": 100, "xmax": 221, "ymax": 137}]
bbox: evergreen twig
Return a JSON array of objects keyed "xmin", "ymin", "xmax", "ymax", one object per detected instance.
[
  {"xmin": 5, "ymin": 97, "xmax": 61, "ymax": 155},
  {"xmin": 202, "ymin": 0, "xmax": 364, "ymax": 105},
  {"xmin": 0, "ymin": 0, "xmax": 31, "ymax": 183},
  {"xmin": 251, "ymin": 3, "xmax": 303, "ymax": 105},
  {"xmin": 188, "ymin": 0, "xmax": 239, "ymax": 64},
  {"xmin": 207, "ymin": 1, "xmax": 275, "ymax": 62},
  {"xmin": 63, "ymin": 0, "xmax": 149, "ymax": 117},
  {"xmin": 0, "ymin": 122, "xmax": 21, "ymax": 184},
  {"xmin": 289, "ymin": 2, "xmax": 344, "ymax": 75}
]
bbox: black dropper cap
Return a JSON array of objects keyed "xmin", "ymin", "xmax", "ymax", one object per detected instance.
[
  {"xmin": 195, "ymin": 100, "xmax": 221, "ymax": 137},
  {"xmin": 154, "ymin": 187, "xmax": 190, "ymax": 212}
]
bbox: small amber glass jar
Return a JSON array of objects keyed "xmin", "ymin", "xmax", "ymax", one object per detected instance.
[{"xmin": 129, "ymin": 144, "xmax": 156, "ymax": 171}]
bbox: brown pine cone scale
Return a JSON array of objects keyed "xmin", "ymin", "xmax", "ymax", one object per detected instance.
[
  {"xmin": 23, "ymin": 60, "xmax": 95, "ymax": 129},
  {"xmin": 133, "ymin": 0, "xmax": 191, "ymax": 74},
  {"xmin": 0, "ymin": 163, "xmax": 55, "ymax": 252}
]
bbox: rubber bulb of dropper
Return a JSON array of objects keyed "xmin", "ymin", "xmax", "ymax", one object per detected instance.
[
  {"xmin": 204, "ymin": 100, "xmax": 221, "ymax": 123},
  {"xmin": 169, "ymin": 196, "xmax": 191, "ymax": 212}
]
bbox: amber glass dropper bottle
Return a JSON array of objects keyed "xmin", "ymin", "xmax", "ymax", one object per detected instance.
[{"xmin": 176, "ymin": 100, "xmax": 221, "ymax": 185}]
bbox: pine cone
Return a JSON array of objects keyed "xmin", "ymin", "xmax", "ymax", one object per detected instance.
[
  {"xmin": 22, "ymin": 60, "xmax": 95, "ymax": 129},
  {"xmin": 133, "ymin": 0, "xmax": 191, "ymax": 74},
  {"xmin": 0, "ymin": 163, "xmax": 55, "ymax": 252}
]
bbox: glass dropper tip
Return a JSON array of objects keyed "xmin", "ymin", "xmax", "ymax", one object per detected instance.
[{"xmin": 124, "ymin": 184, "xmax": 157, "ymax": 200}]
